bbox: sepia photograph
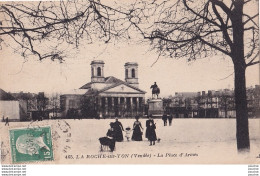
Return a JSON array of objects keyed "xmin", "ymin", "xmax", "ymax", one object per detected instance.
[{"xmin": 0, "ymin": 0, "xmax": 259, "ymax": 165}]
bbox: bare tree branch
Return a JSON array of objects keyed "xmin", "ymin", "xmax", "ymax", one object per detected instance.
[
  {"xmin": 243, "ymin": 13, "xmax": 259, "ymax": 27},
  {"xmin": 211, "ymin": 2, "xmax": 233, "ymax": 47}
]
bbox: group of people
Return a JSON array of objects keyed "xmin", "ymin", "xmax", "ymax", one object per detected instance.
[
  {"xmin": 162, "ymin": 113, "xmax": 173, "ymax": 126},
  {"xmin": 2, "ymin": 116, "xmax": 9, "ymax": 126},
  {"xmin": 130, "ymin": 115, "xmax": 157, "ymax": 145},
  {"xmin": 103, "ymin": 115, "xmax": 158, "ymax": 151}
]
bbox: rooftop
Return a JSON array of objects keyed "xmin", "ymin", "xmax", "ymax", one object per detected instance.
[{"xmin": 0, "ymin": 88, "xmax": 16, "ymax": 100}]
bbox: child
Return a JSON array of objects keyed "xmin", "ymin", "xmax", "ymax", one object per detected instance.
[{"xmin": 125, "ymin": 127, "xmax": 132, "ymax": 141}]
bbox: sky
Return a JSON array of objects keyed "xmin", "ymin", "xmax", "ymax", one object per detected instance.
[
  {"xmin": 0, "ymin": 40, "xmax": 259, "ymax": 98},
  {"xmin": 0, "ymin": 0, "xmax": 259, "ymax": 98}
]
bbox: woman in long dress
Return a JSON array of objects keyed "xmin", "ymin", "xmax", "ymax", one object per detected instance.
[
  {"xmin": 146, "ymin": 121, "xmax": 157, "ymax": 146},
  {"xmin": 131, "ymin": 116, "xmax": 143, "ymax": 141},
  {"xmin": 145, "ymin": 114, "xmax": 154, "ymax": 139},
  {"xmin": 113, "ymin": 118, "xmax": 124, "ymax": 142}
]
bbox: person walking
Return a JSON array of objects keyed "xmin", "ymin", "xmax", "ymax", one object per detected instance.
[
  {"xmin": 131, "ymin": 116, "xmax": 143, "ymax": 141},
  {"xmin": 168, "ymin": 114, "xmax": 173, "ymax": 126},
  {"xmin": 145, "ymin": 114, "xmax": 154, "ymax": 139},
  {"xmin": 5, "ymin": 117, "xmax": 9, "ymax": 126},
  {"xmin": 162, "ymin": 113, "xmax": 167, "ymax": 126},
  {"xmin": 113, "ymin": 118, "xmax": 124, "ymax": 142},
  {"xmin": 146, "ymin": 120, "xmax": 157, "ymax": 146}
]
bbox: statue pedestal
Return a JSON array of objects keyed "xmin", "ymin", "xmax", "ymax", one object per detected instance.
[{"xmin": 148, "ymin": 98, "xmax": 164, "ymax": 117}]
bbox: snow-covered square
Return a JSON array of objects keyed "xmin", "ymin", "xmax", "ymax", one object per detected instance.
[{"xmin": 1, "ymin": 118, "xmax": 259, "ymax": 164}]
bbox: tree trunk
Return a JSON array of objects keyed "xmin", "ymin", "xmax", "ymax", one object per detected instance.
[
  {"xmin": 231, "ymin": 0, "xmax": 250, "ymax": 151},
  {"xmin": 234, "ymin": 64, "xmax": 250, "ymax": 151}
]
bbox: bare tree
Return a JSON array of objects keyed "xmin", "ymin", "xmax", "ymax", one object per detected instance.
[
  {"xmin": 0, "ymin": 0, "xmax": 259, "ymax": 151},
  {"xmin": 127, "ymin": 0, "xmax": 259, "ymax": 151},
  {"xmin": 0, "ymin": 1, "xmax": 130, "ymax": 61}
]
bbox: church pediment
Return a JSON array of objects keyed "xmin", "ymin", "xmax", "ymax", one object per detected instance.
[{"xmin": 102, "ymin": 83, "xmax": 145, "ymax": 94}]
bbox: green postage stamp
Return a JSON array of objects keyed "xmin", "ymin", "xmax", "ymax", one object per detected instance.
[{"xmin": 9, "ymin": 126, "xmax": 54, "ymax": 163}]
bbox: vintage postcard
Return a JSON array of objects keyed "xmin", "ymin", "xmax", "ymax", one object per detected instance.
[{"xmin": 0, "ymin": 0, "xmax": 259, "ymax": 164}]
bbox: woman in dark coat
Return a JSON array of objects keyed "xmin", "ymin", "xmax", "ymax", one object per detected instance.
[
  {"xmin": 146, "ymin": 121, "xmax": 157, "ymax": 146},
  {"xmin": 99, "ymin": 122, "xmax": 116, "ymax": 152},
  {"xmin": 113, "ymin": 118, "xmax": 124, "ymax": 142},
  {"xmin": 145, "ymin": 115, "xmax": 154, "ymax": 139},
  {"xmin": 131, "ymin": 116, "xmax": 143, "ymax": 141},
  {"xmin": 106, "ymin": 122, "xmax": 116, "ymax": 151}
]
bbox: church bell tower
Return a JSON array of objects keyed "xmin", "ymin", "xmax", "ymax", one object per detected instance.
[
  {"xmin": 91, "ymin": 60, "xmax": 105, "ymax": 83},
  {"xmin": 124, "ymin": 62, "xmax": 139, "ymax": 88}
]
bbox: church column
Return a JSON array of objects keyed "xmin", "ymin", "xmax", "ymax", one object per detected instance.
[
  {"xmin": 123, "ymin": 97, "xmax": 127, "ymax": 117},
  {"xmin": 116, "ymin": 97, "xmax": 118, "ymax": 117},
  {"xmin": 139, "ymin": 97, "xmax": 143, "ymax": 116},
  {"xmin": 95, "ymin": 97, "xmax": 98, "ymax": 116},
  {"xmin": 130, "ymin": 97, "xmax": 133, "ymax": 117},
  {"xmin": 111, "ymin": 97, "xmax": 114, "ymax": 117},
  {"xmin": 118, "ymin": 97, "xmax": 121, "ymax": 116},
  {"xmin": 98, "ymin": 97, "xmax": 102, "ymax": 116},
  {"xmin": 105, "ymin": 97, "xmax": 109, "ymax": 116},
  {"xmin": 136, "ymin": 97, "xmax": 139, "ymax": 115}
]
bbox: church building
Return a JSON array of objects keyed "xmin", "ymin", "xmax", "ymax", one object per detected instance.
[{"xmin": 60, "ymin": 60, "xmax": 146, "ymax": 118}]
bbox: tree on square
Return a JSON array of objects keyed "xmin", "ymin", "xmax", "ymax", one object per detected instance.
[{"xmin": 0, "ymin": 0, "xmax": 258, "ymax": 151}]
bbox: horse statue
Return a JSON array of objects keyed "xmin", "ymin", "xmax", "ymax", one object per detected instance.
[{"xmin": 150, "ymin": 82, "xmax": 160, "ymax": 99}]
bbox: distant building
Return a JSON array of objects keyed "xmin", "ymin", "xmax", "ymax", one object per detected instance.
[
  {"xmin": 247, "ymin": 85, "xmax": 260, "ymax": 117},
  {"xmin": 0, "ymin": 89, "xmax": 27, "ymax": 121},
  {"xmin": 217, "ymin": 89, "xmax": 235, "ymax": 118},
  {"xmin": 165, "ymin": 92, "xmax": 198, "ymax": 118},
  {"xmin": 60, "ymin": 61, "xmax": 146, "ymax": 118},
  {"xmin": 11, "ymin": 91, "xmax": 49, "ymax": 120},
  {"xmin": 164, "ymin": 86, "xmax": 260, "ymax": 118}
]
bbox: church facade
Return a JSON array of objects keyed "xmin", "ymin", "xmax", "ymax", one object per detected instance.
[{"xmin": 60, "ymin": 60, "xmax": 146, "ymax": 118}]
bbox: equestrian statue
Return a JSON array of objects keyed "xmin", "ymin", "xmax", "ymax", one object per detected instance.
[{"xmin": 150, "ymin": 82, "xmax": 160, "ymax": 99}]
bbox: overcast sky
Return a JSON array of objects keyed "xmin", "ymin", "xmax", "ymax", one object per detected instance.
[
  {"xmin": 0, "ymin": 0, "xmax": 259, "ymax": 98},
  {"xmin": 0, "ymin": 39, "xmax": 259, "ymax": 98}
]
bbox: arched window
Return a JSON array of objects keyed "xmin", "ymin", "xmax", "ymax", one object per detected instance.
[
  {"xmin": 125, "ymin": 69, "xmax": 128, "ymax": 78},
  {"xmin": 97, "ymin": 67, "xmax": 101, "ymax": 76},
  {"xmin": 131, "ymin": 68, "xmax": 135, "ymax": 78},
  {"xmin": 91, "ymin": 67, "xmax": 94, "ymax": 77}
]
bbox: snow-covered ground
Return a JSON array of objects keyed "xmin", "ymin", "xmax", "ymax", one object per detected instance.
[{"xmin": 1, "ymin": 118, "xmax": 260, "ymax": 164}]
